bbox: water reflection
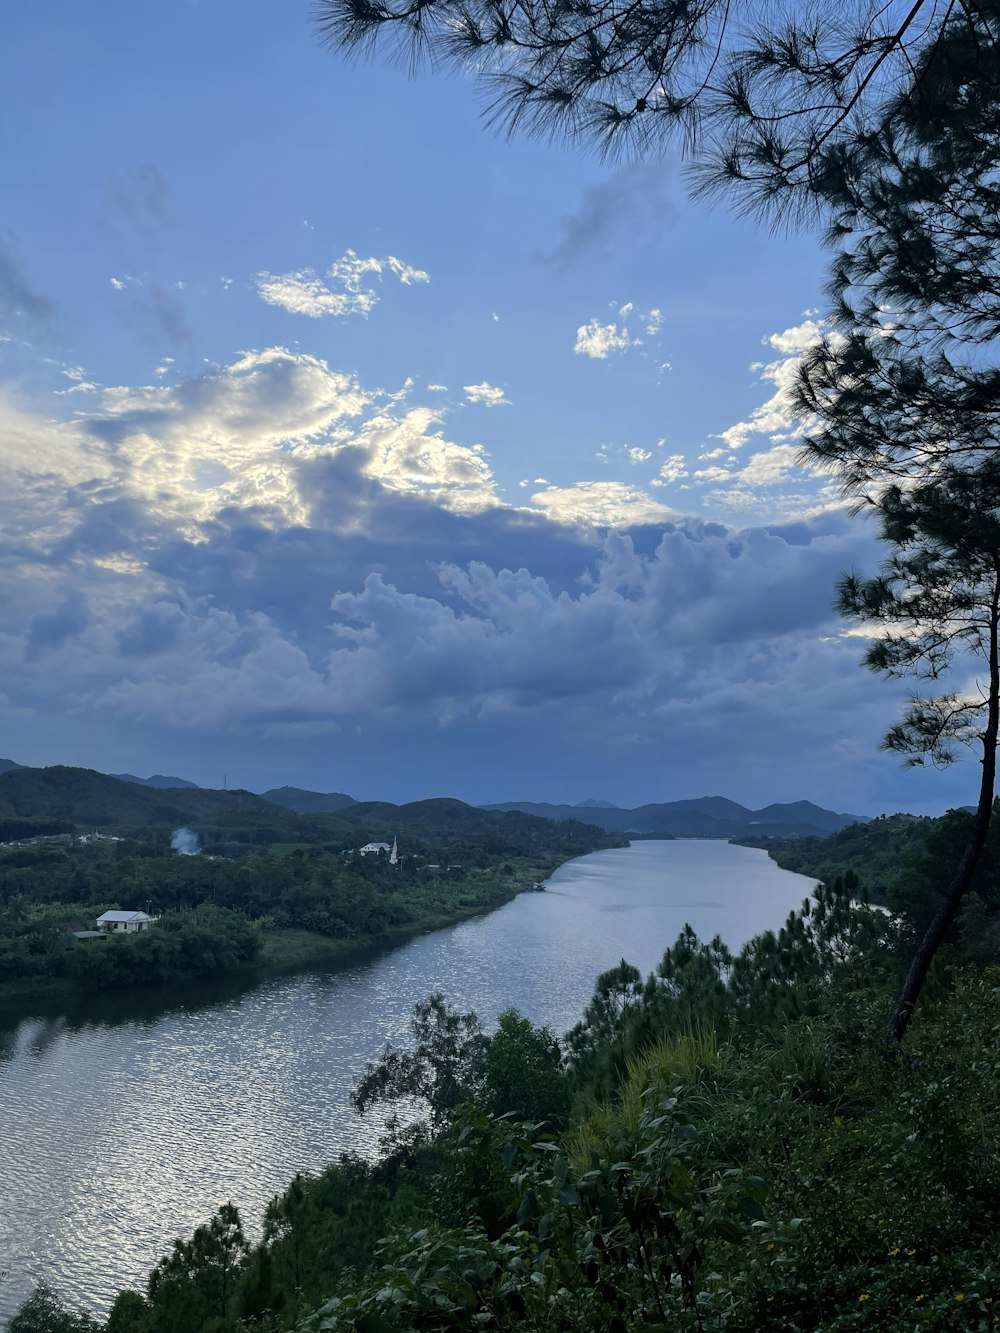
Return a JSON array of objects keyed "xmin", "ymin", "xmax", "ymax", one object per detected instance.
[{"xmin": 0, "ymin": 840, "xmax": 816, "ymax": 1322}]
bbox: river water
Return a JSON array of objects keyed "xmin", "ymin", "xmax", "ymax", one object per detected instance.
[{"xmin": 0, "ymin": 839, "xmax": 816, "ymax": 1323}]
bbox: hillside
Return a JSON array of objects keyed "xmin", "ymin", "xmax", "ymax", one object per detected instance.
[
  {"xmin": 344, "ymin": 796, "xmax": 623, "ymax": 856},
  {"xmin": 262, "ymin": 785, "xmax": 357, "ymax": 814},
  {"xmin": 741, "ymin": 811, "xmax": 939, "ymax": 902},
  {"xmin": 0, "ymin": 766, "xmax": 289, "ymax": 829},
  {"xmin": 112, "ymin": 772, "xmax": 200, "ymax": 790},
  {"xmin": 483, "ymin": 795, "xmax": 868, "ymax": 839}
]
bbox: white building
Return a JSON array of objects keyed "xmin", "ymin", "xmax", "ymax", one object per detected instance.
[
  {"xmin": 96, "ymin": 910, "xmax": 156, "ymax": 933},
  {"xmin": 358, "ymin": 842, "xmax": 391, "ymax": 856}
]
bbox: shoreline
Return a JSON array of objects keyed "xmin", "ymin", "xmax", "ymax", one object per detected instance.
[{"xmin": 0, "ymin": 865, "xmax": 564, "ymax": 1024}]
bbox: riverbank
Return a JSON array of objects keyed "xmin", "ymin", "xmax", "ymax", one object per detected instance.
[{"xmin": 0, "ymin": 859, "xmax": 565, "ymax": 1019}]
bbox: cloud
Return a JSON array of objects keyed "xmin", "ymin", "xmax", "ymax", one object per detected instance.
[
  {"xmin": 715, "ymin": 318, "xmax": 824, "ymax": 452},
  {"xmin": 574, "ymin": 302, "xmax": 661, "ymax": 360},
  {"xmin": 106, "ymin": 165, "xmax": 170, "ymax": 228},
  {"xmin": 546, "ymin": 163, "xmax": 676, "ymax": 266},
  {"xmin": 256, "ymin": 249, "xmax": 429, "ymax": 320},
  {"xmin": 627, "ymin": 448, "xmax": 652, "ymax": 464},
  {"xmin": 464, "ymin": 381, "xmax": 510, "ymax": 407},
  {"xmin": 0, "ymin": 239, "xmax": 52, "ymax": 324},
  {"xmin": 658, "ymin": 455, "xmax": 688, "ymax": 483},
  {"xmin": 529, "ymin": 481, "xmax": 677, "ymax": 527},
  {"xmin": 0, "ymin": 332, "xmax": 931, "ymax": 814},
  {"xmin": 574, "ymin": 316, "xmax": 639, "ymax": 360}
]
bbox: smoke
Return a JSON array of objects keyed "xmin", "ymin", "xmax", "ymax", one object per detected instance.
[{"xmin": 170, "ymin": 826, "xmax": 200, "ymax": 856}]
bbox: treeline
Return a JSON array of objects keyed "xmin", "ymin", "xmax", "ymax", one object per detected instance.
[
  {"xmin": 746, "ymin": 801, "xmax": 1000, "ymax": 967},
  {"xmin": 17, "ymin": 867, "xmax": 1000, "ymax": 1331},
  {"xmin": 0, "ymin": 816, "xmax": 619, "ymax": 995}
]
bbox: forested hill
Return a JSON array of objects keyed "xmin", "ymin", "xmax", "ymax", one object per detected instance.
[
  {"xmin": 483, "ymin": 796, "xmax": 868, "ymax": 839},
  {"xmin": 741, "ymin": 812, "xmax": 936, "ymax": 901},
  {"xmin": 344, "ymin": 797, "xmax": 619, "ymax": 855},
  {"xmin": 262, "ymin": 786, "xmax": 357, "ymax": 814},
  {"xmin": 0, "ymin": 766, "xmax": 287, "ymax": 828},
  {"xmin": 744, "ymin": 805, "xmax": 1000, "ymax": 950}
]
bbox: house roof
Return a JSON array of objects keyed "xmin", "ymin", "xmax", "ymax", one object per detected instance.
[
  {"xmin": 359, "ymin": 842, "xmax": 391, "ymax": 851},
  {"xmin": 96, "ymin": 910, "xmax": 153, "ymax": 923}
]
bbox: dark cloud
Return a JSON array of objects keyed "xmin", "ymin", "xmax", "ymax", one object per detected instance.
[
  {"xmin": 106, "ymin": 165, "xmax": 170, "ymax": 228},
  {"xmin": 27, "ymin": 596, "xmax": 90, "ymax": 655},
  {"xmin": 0, "ymin": 355, "xmax": 959, "ymax": 814},
  {"xmin": 146, "ymin": 285, "xmax": 190, "ymax": 345},
  {"xmin": 0, "ymin": 237, "xmax": 52, "ymax": 323},
  {"xmin": 543, "ymin": 163, "xmax": 676, "ymax": 267}
]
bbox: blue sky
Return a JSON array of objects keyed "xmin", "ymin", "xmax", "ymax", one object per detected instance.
[{"xmin": 0, "ymin": 0, "xmax": 979, "ymax": 813}]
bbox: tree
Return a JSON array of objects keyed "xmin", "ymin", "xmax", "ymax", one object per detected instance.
[
  {"xmin": 789, "ymin": 12, "xmax": 1000, "ymax": 1045},
  {"xmin": 351, "ymin": 991, "xmax": 487, "ymax": 1133},
  {"xmin": 146, "ymin": 1202, "xmax": 249, "ymax": 1330},
  {"xmin": 831, "ymin": 467, "xmax": 1000, "ymax": 1045},
  {"xmin": 564, "ymin": 958, "xmax": 643, "ymax": 1090},
  {"xmin": 7, "ymin": 1287, "xmax": 100, "ymax": 1333},
  {"xmin": 316, "ymin": 0, "xmax": 999, "ymax": 209}
]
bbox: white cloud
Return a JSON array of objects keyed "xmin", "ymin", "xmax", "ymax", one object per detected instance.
[
  {"xmin": 574, "ymin": 318, "xmax": 639, "ymax": 359},
  {"xmin": 574, "ymin": 302, "xmax": 662, "ymax": 359},
  {"xmin": 386, "ymin": 256, "xmax": 430, "ymax": 286},
  {"xmin": 256, "ymin": 249, "xmax": 429, "ymax": 320},
  {"xmin": 530, "ymin": 481, "xmax": 677, "ymax": 527},
  {"xmin": 464, "ymin": 381, "xmax": 510, "ymax": 407},
  {"xmin": 628, "ymin": 448, "xmax": 652, "ymax": 464},
  {"xmin": 255, "ymin": 269, "xmax": 377, "ymax": 320},
  {"xmin": 737, "ymin": 442, "xmax": 804, "ymax": 487},
  {"xmin": 715, "ymin": 317, "xmax": 824, "ymax": 452},
  {"xmin": 427, "ymin": 383, "xmax": 448, "ymax": 393},
  {"xmin": 658, "ymin": 455, "xmax": 688, "ymax": 483}
]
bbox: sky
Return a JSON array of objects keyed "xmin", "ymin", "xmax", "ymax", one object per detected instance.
[{"xmin": 0, "ymin": 0, "xmax": 980, "ymax": 815}]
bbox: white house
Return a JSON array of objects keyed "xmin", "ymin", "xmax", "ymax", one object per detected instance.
[
  {"xmin": 359, "ymin": 842, "xmax": 391, "ymax": 856},
  {"xmin": 96, "ymin": 910, "xmax": 156, "ymax": 933}
]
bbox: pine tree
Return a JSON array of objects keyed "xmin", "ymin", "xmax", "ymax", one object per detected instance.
[
  {"xmin": 316, "ymin": 0, "xmax": 1000, "ymax": 211},
  {"xmin": 792, "ymin": 13, "xmax": 1000, "ymax": 1043}
]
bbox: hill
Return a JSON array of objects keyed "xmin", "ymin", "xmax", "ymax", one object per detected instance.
[
  {"xmin": 112, "ymin": 772, "xmax": 200, "ymax": 789},
  {"xmin": 741, "ymin": 811, "xmax": 938, "ymax": 901},
  {"xmin": 482, "ymin": 795, "xmax": 867, "ymax": 839},
  {"xmin": 262, "ymin": 785, "xmax": 357, "ymax": 814},
  {"xmin": 0, "ymin": 766, "xmax": 289, "ymax": 829},
  {"xmin": 342, "ymin": 796, "xmax": 624, "ymax": 857},
  {"xmin": 0, "ymin": 757, "xmax": 25, "ymax": 775}
]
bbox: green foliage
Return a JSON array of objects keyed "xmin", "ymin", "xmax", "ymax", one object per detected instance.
[
  {"xmin": 746, "ymin": 811, "xmax": 933, "ymax": 902},
  {"xmin": 6, "ymin": 1286, "xmax": 101, "ymax": 1333},
  {"xmin": 145, "ymin": 1203, "xmax": 249, "ymax": 1332},
  {"xmin": 0, "ymin": 795, "xmax": 618, "ymax": 999}
]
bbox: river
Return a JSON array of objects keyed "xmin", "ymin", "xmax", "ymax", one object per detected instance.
[{"xmin": 0, "ymin": 839, "xmax": 816, "ymax": 1323}]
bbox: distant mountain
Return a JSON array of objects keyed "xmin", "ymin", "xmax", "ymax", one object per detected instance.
[
  {"xmin": 262, "ymin": 786, "xmax": 357, "ymax": 815},
  {"xmin": 481, "ymin": 795, "xmax": 869, "ymax": 840},
  {"xmin": 341, "ymin": 796, "xmax": 596, "ymax": 837},
  {"xmin": 575, "ymin": 799, "xmax": 618, "ymax": 809},
  {"xmin": 0, "ymin": 765, "xmax": 290, "ymax": 828},
  {"xmin": 112, "ymin": 772, "xmax": 200, "ymax": 790},
  {"xmin": 0, "ymin": 758, "xmax": 25, "ymax": 776}
]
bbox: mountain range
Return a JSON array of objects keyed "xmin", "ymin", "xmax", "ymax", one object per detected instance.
[{"xmin": 480, "ymin": 798, "xmax": 868, "ymax": 839}]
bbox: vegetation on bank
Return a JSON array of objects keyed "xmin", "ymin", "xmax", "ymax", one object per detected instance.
[
  {"xmin": 0, "ymin": 777, "xmax": 620, "ymax": 1003},
  {"xmin": 12, "ymin": 834, "xmax": 1000, "ymax": 1333},
  {"xmin": 743, "ymin": 801, "xmax": 1000, "ymax": 969}
]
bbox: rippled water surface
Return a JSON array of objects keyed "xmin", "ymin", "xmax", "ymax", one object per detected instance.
[{"xmin": 0, "ymin": 839, "xmax": 816, "ymax": 1322}]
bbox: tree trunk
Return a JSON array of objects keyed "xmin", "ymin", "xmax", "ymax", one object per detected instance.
[{"xmin": 883, "ymin": 572, "xmax": 1000, "ymax": 1049}]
